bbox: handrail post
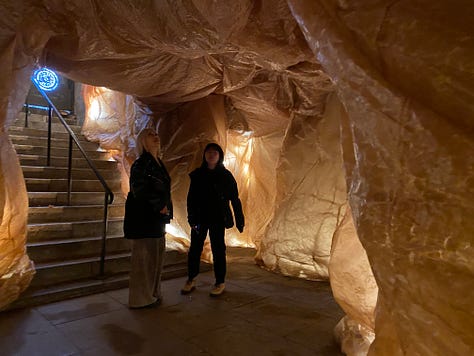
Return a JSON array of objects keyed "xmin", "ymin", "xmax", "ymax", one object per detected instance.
[
  {"xmin": 67, "ymin": 135, "xmax": 73, "ymax": 206},
  {"xmin": 47, "ymin": 105, "xmax": 52, "ymax": 166},
  {"xmin": 25, "ymin": 102, "xmax": 29, "ymax": 128},
  {"xmin": 99, "ymin": 192, "xmax": 110, "ymax": 277}
]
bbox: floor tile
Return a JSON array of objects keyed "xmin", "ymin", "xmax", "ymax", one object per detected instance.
[
  {"xmin": 187, "ymin": 318, "xmax": 317, "ymax": 356},
  {"xmin": 35, "ymin": 293, "xmax": 124, "ymax": 325},
  {"xmin": 0, "ymin": 309, "xmax": 79, "ymax": 356},
  {"xmin": 56, "ymin": 308, "xmax": 185, "ymax": 354},
  {"xmin": 105, "ymin": 288, "xmax": 129, "ymax": 306}
]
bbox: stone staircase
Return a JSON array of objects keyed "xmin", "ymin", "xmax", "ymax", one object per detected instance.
[{"xmin": 7, "ymin": 112, "xmax": 188, "ymax": 309}]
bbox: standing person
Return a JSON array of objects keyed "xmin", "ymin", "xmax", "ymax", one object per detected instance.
[
  {"xmin": 124, "ymin": 128, "xmax": 173, "ymax": 308},
  {"xmin": 181, "ymin": 143, "xmax": 245, "ymax": 297}
]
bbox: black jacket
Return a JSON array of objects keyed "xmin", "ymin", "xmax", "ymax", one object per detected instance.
[
  {"xmin": 187, "ymin": 166, "xmax": 244, "ymax": 229},
  {"xmin": 124, "ymin": 151, "xmax": 172, "ymax": 239}
]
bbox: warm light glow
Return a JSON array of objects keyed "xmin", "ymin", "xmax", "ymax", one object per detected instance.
[
  {"xmin": 224, "ymin": 132, "xmax": 253, "ymax": 186},
  {"xmin": 226, "ymin": 234, "xmax": 255, "ymax": 248},
  {"xmin": 83, "ymin": 86, "xmax": 117, "ymax": 123},
  {"xmin": 222, "ymin": 131, "xmax": 255, "ymax": 248},
  {"xmin": 88, "ymin": 99, "xmax": 101, "ymax": 121},
  {"xmin": 166, "ymin": 223, "xmax": 189, "ymax": 238}
]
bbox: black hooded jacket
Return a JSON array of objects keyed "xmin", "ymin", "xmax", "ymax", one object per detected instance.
[
  {"xmin": 187, "ymin": 144, "xmax": 244, "ymax": 229},
  {"xmin": 124, "ymin": 151, "xmax": 173, "ymax": 239}
]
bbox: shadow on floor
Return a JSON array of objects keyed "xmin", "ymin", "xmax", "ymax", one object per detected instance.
[{"xmin": 0, "ymin": 247, "xmax": 345, "ymax": 356}]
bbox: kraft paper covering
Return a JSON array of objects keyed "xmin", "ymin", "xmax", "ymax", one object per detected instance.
[
  {"xmin": 0, "ymin": 1, "xmax": 471, "ymax": 355},
  {"xmin": 334, "ymin": 315, "xmax": 375, "ymax": 356},
  {"xmin": 288, "ymin": 0, "xmax": 474, "ymax": 355},
  {"xmin": 0, "ymin": 134, "xmax": 33, "ymax": 311},
  {"xmin": 0, "ymin": 1, "xmax": 52, "ymax": 310},
  {"xmin": 259, "ymin": 93, "xmax": 345, "ymax": 280},
  {"xmin": 331, "ymin": 206, "xmax": 378, "ymax": 355}
]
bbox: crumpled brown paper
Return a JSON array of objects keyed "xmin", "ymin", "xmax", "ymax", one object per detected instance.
[
  {"xmin": 0, "ymin": 1, "xmax": 52, "ymax": 310},
  {"xmin": 1, "ymin": 1, "xmax": 472, "ymax": 355},
  {"xmin": 289, "ymin": 0, "xmax": 474, "ymax": 354},
  {"xmin": 331, "ymin": 205, "xmax": 378, "ymax": 355}
]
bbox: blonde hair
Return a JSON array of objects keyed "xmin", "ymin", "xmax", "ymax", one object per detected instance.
[{"xmin": 136, "ymin": 128, "xmax": 159, "ymax": 156}]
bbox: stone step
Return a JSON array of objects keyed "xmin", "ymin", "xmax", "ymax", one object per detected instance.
[
  {"xmin": 15, "ymin": 113, "xmax": 77, "ymax": 127},
  {"xmin": 28, "ymin": 192, "xmax": 126, "ymax": 206},
  {"xmin": 27, "ymin": 235, "xmax": 131, "ymax": 263},
  {"xmin": 7, "ymin": 255, "xmax": 193, "ymax": 310},
  {"xmin": 21, "ymin": 165, "xmax": 119, "ymax": 180},
  {"xmin": 8, "ymin": 274, "xmax": 130, "ymax": 310},
  {"xmin": 10, "ymin": 118, "xmax": 82, "ymax": 133},
  {"xmin": 9, "ymin": 126, "xmax": 88, "ymax": 141},
  {"xmin": 27, "ymin": 240, "xmax": 186, "ymax": 266},
  {"xmin": 162, "ymin": 249, "xmax": 190, "ymax": 266},
  {"xmin": 28, "ymin": 249, "xmax": 189, "ymax": 289},
  {"xmin": 25, "ymin": 178, "xmax": 121, "ymax": 193},
  {"xmin": 27, "ymin": 218, "xmax": 124, "ymax": 242},
  {"xmin": 14, "ymin": 144, "xmax": 111, "ymax": 160},
  {"xmin": 28, "ymin": 205, "xmax": 125, "ymax": 224},
  {"xmin": 10, "ymin": 134, "xmax": 98, "ymax": 150},
  {"xmin": 29, "ymin": 252, "xmax": 132, "ymax": 288},
  {"xmin": 19, "ymin": 154, "xmax": 117, "ymax": 169}
]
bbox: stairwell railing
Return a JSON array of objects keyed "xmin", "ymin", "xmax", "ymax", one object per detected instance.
[{"xmin": 30, "ymin": 79, "xmax": 114, "ymax": 277}]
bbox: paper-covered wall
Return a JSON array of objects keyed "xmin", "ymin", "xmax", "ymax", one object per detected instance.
[
  {"xmin": 288, "ymin": 0, "xmax": 474, "ymax": 354},
  {"xmin": 0, "ymin": 2, "xmax": 52, "ymax": 310},
  {"xmin": 259, "ymin": 93, "xmax": 347, "ymax": 280}
]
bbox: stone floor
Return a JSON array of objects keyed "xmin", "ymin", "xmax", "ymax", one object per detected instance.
[{"xmin": 0, "ymin": 248, "xmax": 344, "ymax": 356}]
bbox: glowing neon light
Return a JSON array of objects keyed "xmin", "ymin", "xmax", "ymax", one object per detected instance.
[{"xmin": 33, "ymin": 68, "xmax": 59, "ymax": 91}]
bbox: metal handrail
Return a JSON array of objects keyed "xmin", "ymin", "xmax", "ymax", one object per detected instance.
[
  {"xmin": 31, "ymin": 79, "xmax": 114, "ymax": 276},
  {"xmin": 24, "ymin": 102, "xmax": 29, "ymax": 128}
]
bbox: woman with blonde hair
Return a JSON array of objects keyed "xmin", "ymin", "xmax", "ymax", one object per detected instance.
[{"xmin": 124, "ymin": 128, "xmax": 172, "ymax": 308}]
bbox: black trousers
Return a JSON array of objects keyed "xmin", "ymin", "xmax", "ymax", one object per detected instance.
[{"xmin": 188, "ymin": 223, "xmax": 226, "ymax": 285}]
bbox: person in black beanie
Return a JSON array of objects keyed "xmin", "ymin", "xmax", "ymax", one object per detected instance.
[{"xmin": 181, "ymin": 143, "xmax": 245, "ymax": 296}]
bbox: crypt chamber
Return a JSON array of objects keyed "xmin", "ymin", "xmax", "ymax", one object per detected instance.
[{"xmin": 0, "ymin": 1, "xmax": 472, "ymax": 355}]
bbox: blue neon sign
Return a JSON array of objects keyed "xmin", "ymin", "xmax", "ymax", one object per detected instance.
[{"xmin": 33, "ymin": 68, "xmax": 59, "ymax": 91}]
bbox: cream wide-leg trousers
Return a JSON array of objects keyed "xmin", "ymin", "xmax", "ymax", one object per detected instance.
[{"xmin": 128, "ymin": 237, "xmax": 165, "ymax": 308}]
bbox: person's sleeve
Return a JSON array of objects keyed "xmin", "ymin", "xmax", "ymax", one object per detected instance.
[
  {"xmin": 187, "ymin": 174, "xmax": 198, "ymax": 226},
  {"xmin": 228, "ymin": 173, "xmax": 245, "ymax": 229}
]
